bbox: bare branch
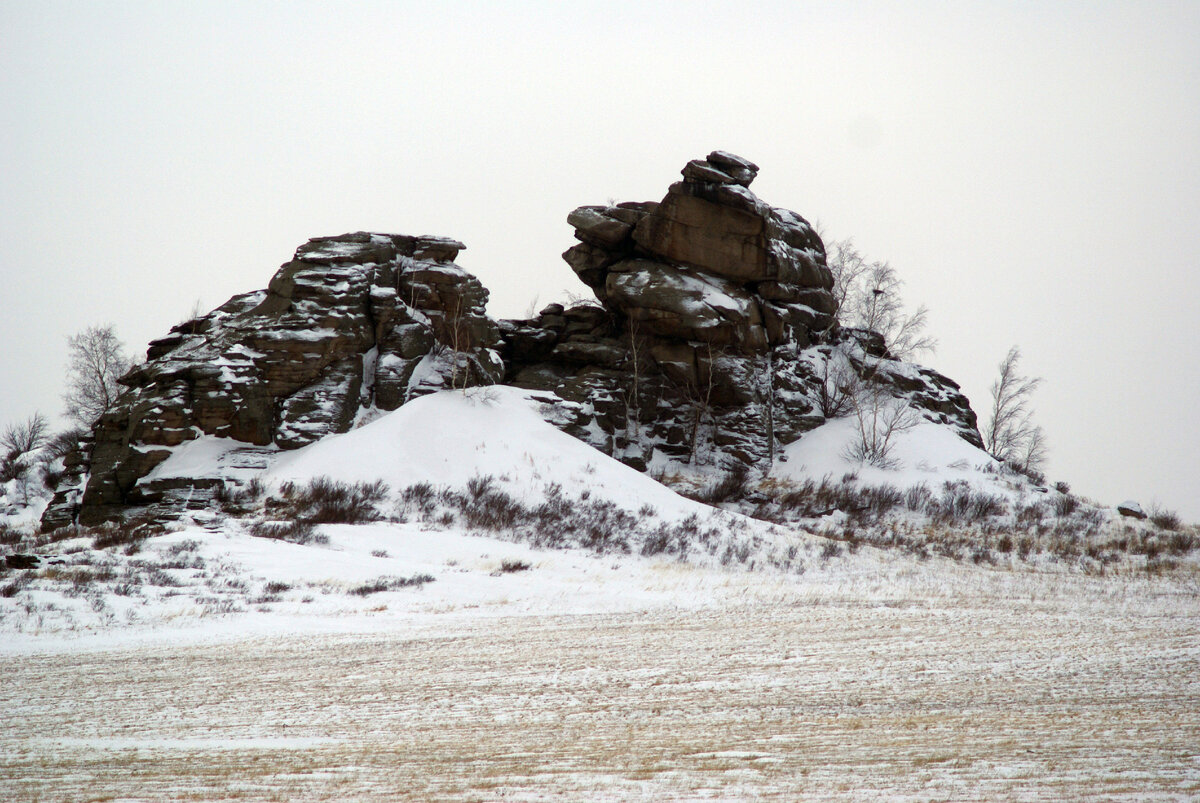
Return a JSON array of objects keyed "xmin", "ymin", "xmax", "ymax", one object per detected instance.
[
  {"xmin": 62, "ymin": 324, "xmax": 131, "ymax": 426},
  {"xmin": 2, "ymin": 412, "xmax": 49, "ymax": 458},
  {"xmin": 825, "ymin": 239, "xmax": 936, "ymax": 360},
  {"xmin": 983, "ymin": 346, "xmax": 1044, "ymax": 464},
  {"xmin": 842, "ymin": 375, "xmax": 919, "ymax": 469}
]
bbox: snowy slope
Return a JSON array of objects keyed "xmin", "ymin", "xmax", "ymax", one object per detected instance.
[
  {"xmin": 0, "ymin": 388, "xmax": 841, "ymax": 645},
  {"xmin": 3, "ymin": 386, "xmax": 1193, "ymax": 649},
  {"xmin": 266, "ymin": 386, "xmax": 703, "ymax": 518},
  {"xmin": 771, "ymin": 416, "xmax": 1019, "ymax": 498}
]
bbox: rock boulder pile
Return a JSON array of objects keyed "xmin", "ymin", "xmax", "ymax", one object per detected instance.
[{"xmin": 500, "ymin": 152, "xmax": 979, "ymax": 471}]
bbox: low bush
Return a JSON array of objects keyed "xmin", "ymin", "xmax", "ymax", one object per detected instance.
[
  {"xmin": 398, "ymin": 482, "xmax": 437, "ymax": 518},
  {"xmin": 1052, "ymin": 494, "xmax": 1079, "ymax": 517},
  {"xmin": 249, "ymin": 477, "xmax": 389, "ymax": 542},
  {"xmin": 462, "ymin": 481, "xmax": 526, "ymax": 531},
  {"xmin": 292, "ymin": 477, "xmax": 388, "ymax": 524},
  {"xmin": 1149, "ymin": 506, "xmax": 1182, "ymax": 532},
  {"xmin": 0, "ymin": 524, "xmax": 24, "ymax": 548},
  {"xmin": 90, "ymin": 514, "xmax": 165, "ymax": 551},
  {"xmin": 1, "ymin": 571, "xmax": 31, "ymax": 598},
  {"xmin": 348, "ymin": 574, "xmax": 435, "ymax": 596},
  {"xmin": 820, "ymin": 541, "xmax": 843, "ymax": 560},
  {"xmin": 499, "ymin": 559, "xmax": 531, "ymax": 573},
  {"xmin": 214, "ymin": 477, "xmax": 266, "ymax": 514},
  {"xmin": 248, "ymin": 519, "xmax": 327, "ymax": 545},
  {"xmin": 693, "ymin": 467, "xmax": 750, "ymax": 504},
  {"xmin": 903, "ymin": 484, "xmax": 934, "ymax": 514},
  {"xmin": 864, "ymin": 484, "xmax": 904, "ymax": 516},
  {"xmin": 932, "ymin": 481, "xmax": 1006, "ymax": 524}
]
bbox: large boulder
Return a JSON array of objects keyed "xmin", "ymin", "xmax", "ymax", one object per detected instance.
[{"xmin": 562, "ymin": 151, "xmax": 835, "ymax": 353}]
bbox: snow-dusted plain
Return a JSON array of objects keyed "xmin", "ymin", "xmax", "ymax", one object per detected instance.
[{"xmin": 2, "ymin": 389, "xmax": 1198, "ymax": 800}]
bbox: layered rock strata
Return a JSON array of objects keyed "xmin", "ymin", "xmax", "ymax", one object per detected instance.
[
  {"xmin": 43, "ymin": 233, "xmax": 502, "ymax": 529},
  {"xmin": 500, "ymin": 153, "xmax": 979, "ymax": 471},
  {"xmin": 562, "ymin": 150, "xmax": 836, "ymax": 352}
]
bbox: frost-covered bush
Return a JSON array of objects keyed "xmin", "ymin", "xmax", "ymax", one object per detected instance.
[
  {"xmin": 268, "ymin": 477, "xmax": 388, "ymax": 525},
  {"xmin": 214, "ymin": 477, "xmax": 265, "ymax": 515},
  {"xmin": 1052, "ymin": 494, "xmax": 1079, "ymax": 517},
  {"xmin": 249, "ymin": 519, "xmax": 326, "ymax": 545},
  {"xmin": 691, "ymin": 467, "xmax": 750, "ymax": 504},
  {"xmin": 1149, "ymin": 506, "xmax": 1182, "ymax": 532},
  {"xmin": 349, "ymin": 574, "xmax": 434, "ymax": 596},
  {"xmin": 90, "ymin": 515, "xmax": 167, "ymax": 551},
  {"xmin": 931, "ymin": 481, "xmax": 1006, "ymax": 525}
]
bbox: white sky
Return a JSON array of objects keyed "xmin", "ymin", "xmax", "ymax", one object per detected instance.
[{"xmin": 2, "ymin": 1, "xmax": 1197, "ymax": 520}]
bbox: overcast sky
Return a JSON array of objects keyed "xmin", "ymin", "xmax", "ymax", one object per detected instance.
[{"xmin": 2, "ymin": 1, "xmax": 1197, "ymax": 520}]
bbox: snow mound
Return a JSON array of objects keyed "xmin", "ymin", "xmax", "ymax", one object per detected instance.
[
  {"xmin": 771, "ymin": 416, "xmax": 1021, "ymax": 498},
  {"xmin": 266, "ymin": 386, "xmax": 704, "ymax": 519}
]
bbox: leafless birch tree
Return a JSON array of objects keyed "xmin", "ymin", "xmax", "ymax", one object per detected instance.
[
  {"xmin": 63, "ymin": 325, "xmax": 131, "ymax": 426},
  {"xmin": 824, "ymin": 238, "xmax": 936, "ymax": 360},
  {"xmin": 983, "ymin": 346, "xmax": 1047, "ymax": 474}
]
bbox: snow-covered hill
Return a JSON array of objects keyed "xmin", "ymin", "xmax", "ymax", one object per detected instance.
[
  {"xmin": 3, "ymin": 386, "xmax": 1195, "ymax": 649},
  {"xmin": 0, "ymin": 388, "xmax": 823, "ymax": 643},
  {"xmin": 4, "ymin": 386, "xmax": 1198, "ymax": 803}
]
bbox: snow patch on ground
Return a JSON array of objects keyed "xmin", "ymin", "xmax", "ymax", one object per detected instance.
[{"xmin": 773, "ymin": 415, "xmax": 1015, "ymax": 495}]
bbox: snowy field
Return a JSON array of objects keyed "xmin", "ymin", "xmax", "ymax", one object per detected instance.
[
  {"xmin": 3, "ymin": 552, "xmax": 1199, "ymax": 801},
  {"xmin": 3, "ymin": 389, "xmax": 1198, "ymax": 799}
]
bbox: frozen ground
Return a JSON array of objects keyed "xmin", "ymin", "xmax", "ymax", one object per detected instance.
[
  {"xmin": 2, "ymin": 389, "xmax": 1198, "ymax": 799},
  {"xmin": 2, "ymin": 564, "xmax": 1198, "ymax": 801}
]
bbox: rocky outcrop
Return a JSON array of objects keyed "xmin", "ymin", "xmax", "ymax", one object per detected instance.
[
  {"xmin": 501, "ymin": 153, "xmax": 980, "ymax": 472},
  {"xmin": 44, "ymin": 152, "xmax": 984, "ymax": 530},
  {"xmin": 42, "ymin": 233, "xmax": 502, "ymax": 529},
  {"xmin": 562, "ymin": 150, "xmax": 835, "ymax": 352}
]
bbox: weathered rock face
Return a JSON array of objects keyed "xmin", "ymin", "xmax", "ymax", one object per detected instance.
[
  {"xmin": 562, "ymin": 150, "xmax": 836, "ymax": 353},
  {"xmin": 501, "ymin": 153, "xmax": 981, "ymax": 473},
  {"xmin": 42, "ymin": 233, "xmax": 502, "ymax": 529},
  {"xmin": 44, "ymin": 152, "xmax": 984, "ymax": 530}
]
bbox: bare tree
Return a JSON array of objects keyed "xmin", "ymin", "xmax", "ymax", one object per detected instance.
[
  {"xmin": 824, "ymin": 237, "xmax": 936, "ymax": 360},
  {"xmin": 63, "ymin": 325, "xmax": 131, "ymax": 426},
  {"xmin": 1, "ymin": 412, "xmax": 49, "ymax": 483},
  {"xmin": 679, "ymin": 343, "xmax": 718, "ymax": 465},
  {"xmin": 813, "ymin": 347, "xmax": 857, "ymax": 419},
  {"xmin": 1015, "ymin": 424, "xmax": 1048, "ymax": 478},
  {"xmin": 983, "ymin": 346, "xmax": 1045, "ymax": 475},
  {"xmin": 843, "ymin": 377, "xmax": 919, "ymax": 469},
  {"xmin": 623, "ymin": 317, "xmax": 647, "ymax": 441},
  {"xmin": 823, "ymin": 238, "xmax": 871, "ymax": 330},
  {"xmin": 855, "ymin": 263, "xmax": 936, "ymax": 360},
  {"xmin": 2, "ymin": 412, "xmax": 48, "ymax": 459}
]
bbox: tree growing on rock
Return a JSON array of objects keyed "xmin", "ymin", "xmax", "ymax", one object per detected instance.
[
  {"xmin": 825, "ymin": 238, "xmax": 936, "ymax": 360},
  {"xmin": 812, "ymin": 347, "xmax": 857, "ymax": 419},
  {"xmin": 824, "ymin": 238, "xmax": 871, "ymax": 328},
  {"xmin": 983, "ymin": 346, "xmax": 1047, "ymax": 477},
  {"xmin": 63, "ymin": 324, "xmax": 131, "ymax": 426}
]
